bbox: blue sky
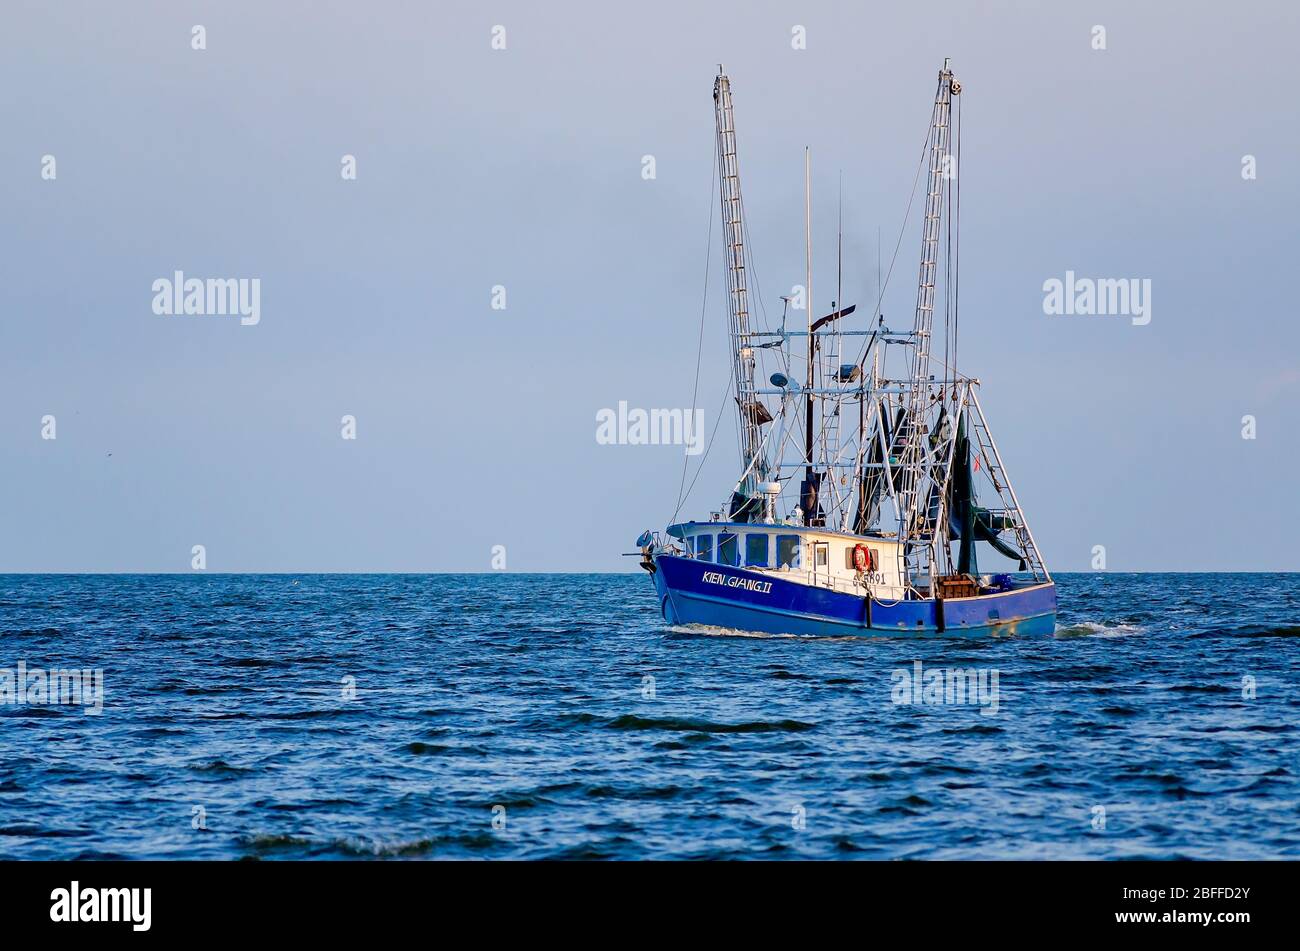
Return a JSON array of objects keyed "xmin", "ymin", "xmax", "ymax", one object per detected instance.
[{"xmin": 1, "ymin": 0, "xmax": 1296, "ymax": 571}]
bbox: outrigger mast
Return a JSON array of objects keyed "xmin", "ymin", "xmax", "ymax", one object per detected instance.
[
  {"xmin": 713, "ymin": 66, "xmax": 771, "ymax": 521},
  {"xmin": 895, "ymin": 59, "xmax": 959, "ymax": 591}
]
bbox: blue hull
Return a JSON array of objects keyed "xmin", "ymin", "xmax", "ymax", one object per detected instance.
[{"xmin": 652, "ymin": 555, "xmax": 1056, "ymax": 638}]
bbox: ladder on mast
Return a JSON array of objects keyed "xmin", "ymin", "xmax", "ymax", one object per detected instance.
[
  {"xmin": 714, "ymin": 67, "xmax": 767, "ymax": 501},
  {"xmin": 896, "ymin": 61, "xmax": 957, "ymax": 591}
]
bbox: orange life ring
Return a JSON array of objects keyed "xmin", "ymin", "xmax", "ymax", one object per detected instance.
[{"xmin": 852, "ymin": 544, "xmax": 874, "ymax": 572}]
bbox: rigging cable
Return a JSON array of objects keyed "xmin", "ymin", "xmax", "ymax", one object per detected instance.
[
  {"xmin": 844, "ymin": 108, "xmax": 936, "ymax": 376},
  {"xmin": 672, "ymin": 129, "xmax": 719, "ymax": 522},
  {"xmin": 675, "ymin": 371, "xmax": 737, "ymax": 523}
]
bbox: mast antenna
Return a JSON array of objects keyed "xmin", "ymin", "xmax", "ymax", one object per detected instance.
[{"xmin": 800, "ymin": 146, "xmax": 819, "ymax": 525}]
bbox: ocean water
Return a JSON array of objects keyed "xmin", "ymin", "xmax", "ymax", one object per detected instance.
[{"xmin": 0, "ymin": 572, "xmax": 1297, "ymax": 860}]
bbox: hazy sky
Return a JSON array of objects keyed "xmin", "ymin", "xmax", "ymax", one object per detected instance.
[{"xmin": 2, "ymin": 1, "xmax": 1296, "ymax": 571}]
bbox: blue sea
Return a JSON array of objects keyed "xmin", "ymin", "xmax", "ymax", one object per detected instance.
[{"xmin": 1, "ymin": 573, "xmax": 1297, "ymax": 860}]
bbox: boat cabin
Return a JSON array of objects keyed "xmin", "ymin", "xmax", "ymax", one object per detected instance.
[{"xmin": 666, "ymin": 521, "xmax": 907, "ymax": 600}]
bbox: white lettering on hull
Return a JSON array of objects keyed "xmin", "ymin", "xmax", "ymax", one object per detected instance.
[{"xmin": 701, "ymin": 571, "xmax": 773, "ymax": 595}]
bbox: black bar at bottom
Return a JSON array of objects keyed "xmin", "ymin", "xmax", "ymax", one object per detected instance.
[{"xmin": 0, "ymin": 860, "xmax": 1286, "ymax": 938}]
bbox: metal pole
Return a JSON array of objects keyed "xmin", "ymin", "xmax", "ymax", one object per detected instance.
[{"xmin": 804, "ymin": 147, "xmax": 814, "ymax": 480}]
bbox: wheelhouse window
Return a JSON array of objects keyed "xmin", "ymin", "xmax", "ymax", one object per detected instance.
[
  {"xmin": 694, "ymin": 534, "xmax": 714, "ymax": 561},
  {"xmin": 718, "ymin": 532, "xmax": 739, "ymax": 566},
  {"xmin": 776, "ymin": 535, "xmax": 801, "ymax": 569},
  {"xmin": 745, "ymin": 533, "xmax": 769, "ymax": 567}
]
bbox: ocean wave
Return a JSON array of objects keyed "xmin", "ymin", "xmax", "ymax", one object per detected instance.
[
  {"xmin": 186, "ymin": 759, "xmax": 254, "ymax": 775},
  {"xmin": 1054, "ymin": 620, "xmax": 1145, "ymax": 638},
  {"xmin": 399, "ymin": 741, "xmax": 451, "ymax": 755},
  {"xmin": 606, "ymin": 714, "xmax": 815, "ymax": 733},
  {"xmin": 1193, "ymin": 623, "xmax": 1300, "ymax": 638}
]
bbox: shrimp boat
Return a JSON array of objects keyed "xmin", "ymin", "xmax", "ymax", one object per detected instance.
[{"xmin": 635, "ymin": 61, "xmax": 1056, "ymax": 637}]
